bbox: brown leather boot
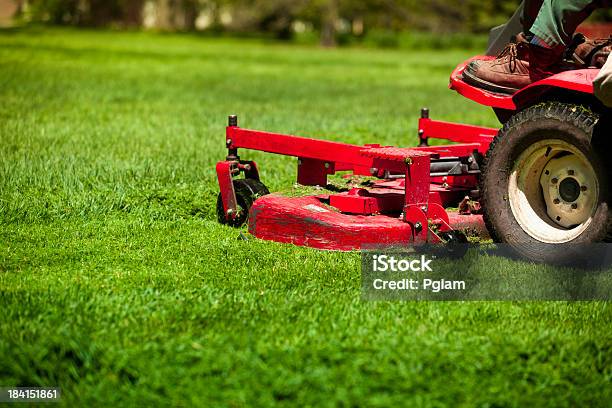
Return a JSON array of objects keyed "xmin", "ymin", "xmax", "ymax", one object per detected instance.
[
  {"xmin": 567, "ymin": 34, "xmax": 612, "ymax": 68},
  {"xmin": 463, "ymin": 35, "xmax": 563, "ymax": 94}
]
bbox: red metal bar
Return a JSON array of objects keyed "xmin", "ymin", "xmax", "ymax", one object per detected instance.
[
  {"xmin": 216, "ymin": 161, "xmax": 238, "ymax": 219},
  {"xmin": 418, "ymin": 118, "xmax": 497, "ymax": 155},
  {"xmin": 403, "ymin": 153, "xmax": 430, "ymax": 242},
  {"xmin": 227, "ymin": 127, "xmax": 366, "ymax": 168},
  {"xmin": 227, "ymin": 126, "xmax": 487, "ymax": 170},
  {"xmin": 358, "ymin": 147, "xmax": 434, "ymax": 241},
  {"xmin": 404, "ymin": 154, "xmax": 430, "ymax": 207}
]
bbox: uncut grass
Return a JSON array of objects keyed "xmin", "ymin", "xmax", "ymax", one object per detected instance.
[{"xmin": 1, "ymin": 28, "xmax": 611, "ymax": 406}]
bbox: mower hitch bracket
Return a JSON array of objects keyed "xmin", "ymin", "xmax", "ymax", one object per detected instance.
[
  {"xmin": 216, "ymin": 161, "xmax": 238, "ymax": 219},
  {"xmin": 217, "ymin": 116, "xmax": 265, "ymax": 221},
  {"xmin": 417, "ymin": 108, "xmax": 497, "ymax": 155}
]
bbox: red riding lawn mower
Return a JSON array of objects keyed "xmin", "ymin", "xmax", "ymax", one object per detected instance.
[{"xmin": 216, "ymin": 15, "xmax": 611, "ymax": 263}]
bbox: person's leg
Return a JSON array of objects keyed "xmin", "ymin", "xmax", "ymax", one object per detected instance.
[
  {"xmin": 463, "ymin": 0, "xmax": 607, "ymax": 93},
  {"xmin": 523, "ymin": 0, "xmax": 546, "ymax": 32},
  {"xmin": 529, "ymin": 0, "xmax": 604, "ymax": 49},
  {"xmin": 528, "ymin": 0, "xmax": 608, "ymax": 80}
]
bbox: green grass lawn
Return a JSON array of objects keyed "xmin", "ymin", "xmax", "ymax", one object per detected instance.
[{"xmin": 1, "ymin": 28, "xmax": 610, "ymax": 406}]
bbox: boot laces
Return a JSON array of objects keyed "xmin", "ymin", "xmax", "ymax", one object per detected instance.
[{"xmin": 496, "ymin": 42, "xmax": 520, "ymax": 72}]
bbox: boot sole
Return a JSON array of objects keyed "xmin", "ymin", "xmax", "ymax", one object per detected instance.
[{"xmin": 462, "ymin": 68, "xmax": 519, "ymax": 95}]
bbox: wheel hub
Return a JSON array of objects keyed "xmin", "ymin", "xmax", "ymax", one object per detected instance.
[
  {"xmin": 539, "ymin": 154, "xmax": 596, "ymax": 229},
  {"xmin": 559, "ymin": 177, "xmax": 580, "ymax": 203},
  {"xmin": 508, "ymin": 140, "xmax": 599, "ymax": 243}
]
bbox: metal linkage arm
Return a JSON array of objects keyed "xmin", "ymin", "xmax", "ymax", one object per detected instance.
[{"xmin": 417, "ymin": 108, "xmax": 498, "ymax": 155}]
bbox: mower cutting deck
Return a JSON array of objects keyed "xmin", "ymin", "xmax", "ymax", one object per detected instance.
[{"xmin": 216, "ymin": 110, "xmax": 497, "ymax": 250}]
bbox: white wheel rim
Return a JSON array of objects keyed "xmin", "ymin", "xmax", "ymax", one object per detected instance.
[{"xmin": 508, "ymin": 139, "xmax": 598, "ymax": 244}]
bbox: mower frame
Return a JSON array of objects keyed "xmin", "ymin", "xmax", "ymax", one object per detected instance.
[{"xmin": 217, "ymin": 110, "xmax": 498, "ymax": 250}]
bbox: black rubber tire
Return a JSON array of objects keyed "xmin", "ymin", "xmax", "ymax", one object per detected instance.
[
  {"xmin": 480, "ymin": 102, "xmax": 610, "ymax": 264},
  {"xmin": 433, "ymin": 230, "xmax": 469, "ymax": 259},
  {"xmin": 217, "ymin": 179, "xmax": 269, "ymax": 228}
]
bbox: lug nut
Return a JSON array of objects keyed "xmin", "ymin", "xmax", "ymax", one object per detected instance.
[
  {"xmin": 581, "ymin": 185, "xmax": 587, "ymax": 192},
  {"xmin": 571, "ymin": 203, "xmax": 578, "ymax": 209},
  {"xmin": 551, "ymin": 178, "xmax": 558, "ymax": 184},
  {"xmin": 553, "ymin": 198, "xmax": 561, "ymax": 204},
  {"xmin": 568, "ymin": 170, "xmax": 575, "ymax": 176}
]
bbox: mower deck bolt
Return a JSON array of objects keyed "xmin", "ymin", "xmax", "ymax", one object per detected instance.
[
  {"xmin": 551, "ymin": 178, "xmax": 558, "ymax": 184},
  {"xmin": 226, "ymin": 139, "xmax": 232, "ymax": 146},
  {"xmin": 414, "ymin": 222, "xmax": 423, "ymax": 232},
  {"xmin": 370, "ymin": 168, "xmax": 378, "ymax": 175},
  {"xmin": 568, "ymin": 169, "xmax": 575, "ymax": 176},
  {"xmin": 324, "ymin": 163, "xmax": 330, "ymax": 169},
  {"xmin": 553, "ymin": 198, "xmax": 561, "ymax": 204},
  {"xmin": 226, "ymin": 209, "xmax": 234, "ymax": 215}
]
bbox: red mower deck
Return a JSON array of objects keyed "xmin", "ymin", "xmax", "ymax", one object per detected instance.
[{"xmin": 217, "ymin": 107, "xmax": 497, "ymax": 250}]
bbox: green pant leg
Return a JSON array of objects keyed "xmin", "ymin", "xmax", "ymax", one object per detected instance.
[{"xmin": 530, "ymin": 0, "xmax": 603, "ymax": 47}]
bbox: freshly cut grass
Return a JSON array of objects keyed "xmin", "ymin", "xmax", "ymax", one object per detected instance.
[{"xmin": 1, "ymin": 28, "xmax": 610, "ymax": 406}]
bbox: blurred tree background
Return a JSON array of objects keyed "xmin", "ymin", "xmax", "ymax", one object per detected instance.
[{"xmin": 4, "ymin": 0, "xmax": 612, "ymax": 46}]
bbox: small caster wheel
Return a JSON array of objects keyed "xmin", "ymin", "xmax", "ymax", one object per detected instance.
[
  {"xmin": 431, "ymin": 230, "xmax": 469, "ymax": 259},
  {"xmin": 217, "ymin": 179, "xmax": 269, "ymax": 228}
]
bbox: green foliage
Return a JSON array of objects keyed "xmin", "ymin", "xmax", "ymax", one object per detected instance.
[
  {"xmin": 24, "ymin": 0, "xmax": 128, "ymax": 26},
  {"xmin": 18, "ymin": 0, "xmax": 532, "ymax": 35},
  {"xmin": 363, "ymin": 29, "xmax": 400, "ymax": 48},
  {"xmin": 1, "ymin": 28, "xmax": 611, "ymax": 405}
]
